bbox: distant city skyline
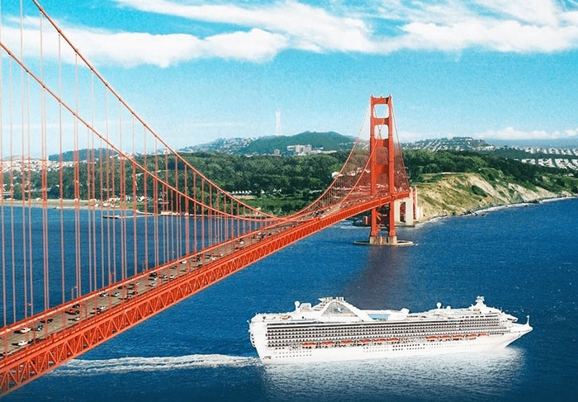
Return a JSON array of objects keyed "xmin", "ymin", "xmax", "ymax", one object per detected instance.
[{"xmin": 2, "ymin": 0, "xmax": 578, "ymax": 150}]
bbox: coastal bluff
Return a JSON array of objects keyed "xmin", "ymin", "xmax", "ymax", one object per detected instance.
[{"xmin": 415, "ymin": 173, "xmax": 570, "ymax": 221}]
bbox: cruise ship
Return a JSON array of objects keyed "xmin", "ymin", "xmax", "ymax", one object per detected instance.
[{"xmin": 249, "ymin": 296, "xmax": 532, "ymax": 364}]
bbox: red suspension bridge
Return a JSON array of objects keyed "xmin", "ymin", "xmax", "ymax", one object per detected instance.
[{"xmin": 0, "ymin": 1, "xmax": 412, "ymax": 394}]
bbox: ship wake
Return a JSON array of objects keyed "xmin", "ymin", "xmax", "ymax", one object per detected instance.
[{"xmin": 50, "ymin": 354, "xmax": 259, "ymax": 376}]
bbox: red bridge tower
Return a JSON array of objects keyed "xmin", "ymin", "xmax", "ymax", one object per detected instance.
[{"xmin": 366, "ymin": 95, "xmax": 412, "ymax": 246}]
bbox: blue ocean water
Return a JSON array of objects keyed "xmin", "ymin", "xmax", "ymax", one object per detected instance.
[{"xmin": 6, "ymin": 198, "xmax": 578, "ymax": 401}]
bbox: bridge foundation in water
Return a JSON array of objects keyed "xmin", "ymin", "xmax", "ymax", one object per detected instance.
[{"xmin": 363, "ymin": 234, "xmax": 413, "ymax": 247}]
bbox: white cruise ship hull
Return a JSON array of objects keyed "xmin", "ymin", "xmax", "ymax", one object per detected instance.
[
  {"xmin": 249, "ymin": 296, "xmax": 532, "ymax": 365},
  {"xmin": 252, "ymin": 323, "xmax": 531, "ymax": 365}
]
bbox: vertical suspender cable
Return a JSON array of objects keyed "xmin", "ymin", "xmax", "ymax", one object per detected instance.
[
  {"xmin": 119, "ymin": 101, "xmax": 126, "ymax": 280},
  {"xmin": 19, "ymin": 0, "xmax": 29, "ymax": 320},
  {"xmin": 142, "ymin": 127, "xmax": 148, "ymax": 271},
  {"xmin": 88, "ymin": 74, "xmax": 95, "ymax": 292},
  {"xmin": 39, "ymin": 11, "xmax": 50, "ymax": 313},
  {"xmin": 74, "ymin": 53, "xmax": 81, "ymax": 298},
  {"xmin": 184, "ymin": 168, "xmax": 189, "ymax": 256},
  {"xmin": 104, "ymin": 92, "xmax": 111, "ymax": 286},
  {"xmin": 173, "ymin": 154, "xmax": 177, "ymax": 259},
  {"xmin": 216, "ymin": 189, "xmax": 220, "ymax": 245},
  {"xmin": 163, "ymin": 152, "xmax": 169, "ymax": 262},
  {"xmin": 132, "ymin": 117, "xmax": 138, "ymax": 276},
  {"xmin": 111, "ymin": 102, "xmax": 117, "ymax": 281},
  {"xmin": 164, "ymin": 150, "xmax": 169, "ymax": 262},
  {"xmin": 99, "ymin": 146, "xmax": 105, "ymax": 288},
  {"xmin": 201, "ymin": 180, "xmax": 205, "ymax": 250},
  {"xmin": 208, "ymin": 185, "xmax": 212, "ymax": 247},
  {"xmin": 58, "ymin": 34, "xmax": 65, "ymax": 307},
  {"xmin": 9, "ymin": 56, "xmax": 16, "ymax": 323},
  {"xmin": 25, "ymin": 43, "xmax": 34, "ymax": 318},
  {"xmin": 0, "ymin": 0, "xmax": 6, "ymax": 329},
  {"xmin": 193, "ymin": 174, "xmax": 197, "ymax": 254},
  {"xmin": 154, "ymin": 143, "xmax": 159, "ymax": 267}
]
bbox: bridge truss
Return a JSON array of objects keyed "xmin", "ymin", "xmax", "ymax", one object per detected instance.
[{"xmin": 0, "ymin": 0, "xmax": 410, "ymax": 394}]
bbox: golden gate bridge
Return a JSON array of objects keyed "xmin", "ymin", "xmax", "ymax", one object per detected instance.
[{"xmin": 0, "ymin": 1, "xmax": 412, "ymax": 394}]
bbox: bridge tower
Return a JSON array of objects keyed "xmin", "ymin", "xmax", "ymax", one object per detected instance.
[{"xmin": 367, "ymin": 95, "xmax": 410, "ymax": 246}]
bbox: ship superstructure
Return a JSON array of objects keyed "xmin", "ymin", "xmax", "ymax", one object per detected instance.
[{"xmin": 249, "ymin": 296, "xmax": 532, "ymax": 364}]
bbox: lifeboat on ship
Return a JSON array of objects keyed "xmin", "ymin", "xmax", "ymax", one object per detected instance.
[
  {"xmin": 340, "ymin": 340, "xmax": 354, "ymax": 346},
  {"xmin": 466, "ymin": 334, "xmax": 478, "ymax": 340},
  {"xmin": 439, "ymin": 335, "xmax": 451, "ymax": 341},
  {"xmin": 452, "ymin": 334, "xmax": 464, "ymax": 340},
  {"xmin": 426, "ymin": 336, "xmax": 438, "ymax": 342},
  {"xmin": 385, "ymin": 337, "xmax": 400, "ymax": 343},
  {"xmin": 321, "ymin": 341, "xmax": 334, "ymax": 347},
  {"xmin": 302, "ymin": 342, "xmax": 316, "ymax": 348}
]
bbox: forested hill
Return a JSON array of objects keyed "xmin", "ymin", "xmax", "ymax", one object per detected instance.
[
  {"xmin": 402, "ymin": 149, "xmax": 574, "ymax": 187},
  {"xmin": 36, "ymin": 142, "xmax": 578, "ymax": 217},
  {"xmin": 177, "ymin": 149, "xmax": 578, "ymax": 216},
  {"xmin": 183, "ymin": 149, "xmax": 578, "ymax": 196},
  {"xmin": 181, "ymin": 131, "xmax": 359, "ymax": 155}
]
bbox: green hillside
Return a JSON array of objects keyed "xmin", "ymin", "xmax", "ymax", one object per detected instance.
[
  {"xmin": 241, "ymin": 131, "xmax": 358, "ymax": 154},
  {"xmin": 183, "ymin": 131, "xmax": 359, "ymax": 155},
  {"xmin": 38, "ymin": 141, "xmax": 578, "ymax": 218}
]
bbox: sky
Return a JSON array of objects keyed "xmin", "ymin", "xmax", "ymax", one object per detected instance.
[{"xmin": 3, "ymin": 0, "xmax": 578, "ymax": 149}]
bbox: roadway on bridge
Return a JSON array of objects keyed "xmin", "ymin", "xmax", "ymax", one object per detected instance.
[{"xmin": 1, "ymin": 220, "xmax": 294, "ymax": 360}]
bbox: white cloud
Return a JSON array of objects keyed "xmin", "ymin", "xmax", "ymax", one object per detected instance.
[
  {"xmin": 4, "ymin": 0, "xmax": 578, "ymax": 67},
  {"xmin": 397, "ymin": 130, "xmax": 434, "ymax": 143},
  {"xmin": 473, "ymin": 127, "xmax": 578, "ymax": 141},
  {"xmin": 374, "ymin": 0, "xmax": 578, "ymax": 53},
  {"xmin": 387, "ymin": 18, "xmax": 578, "ymax": 53},
  {"xmin": 112, "ymin": 0, "xmax": 578, "ymax": 60},
  {"xmin": 75, "ymin": 27, "xmax": 288, "ymax": 66},
  {"xmin": 398, "ymin": 126, "xmax": 578, "ymax": 143},
  {"xmin": 76, "ymin": 31, "xmax": 204, "ymax": 68},
  {"xmin": 114, "ymin": 0, "xmax": 375, "ymax": 53},
  {"xmin": 0, "ymin": 16, "xmax": 289, "ymax": 67},
  {"xmin": 472, "ymin": 0, "xmax": 559, "ymax": 26},
  {"xmin": 204, "ymin": 29, "xmax": 288, "ymax": 61}
]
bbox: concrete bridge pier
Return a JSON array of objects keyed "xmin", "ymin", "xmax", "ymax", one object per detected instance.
[
  {"xmin": 365, "ymin": 234, "xmax": 413, "ymax": 247},
  {"xmin": 354, "ymin": 198, "xmax": 414, "ymax": 247},
  {"xmin": 369, "ymin": 234, "xmax": 396, "ymax": 245},
  {"xmin": 355, "ymin": 190, "xmax": 418, "ymax": 247}
]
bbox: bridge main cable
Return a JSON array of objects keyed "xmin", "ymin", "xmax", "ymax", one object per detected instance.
[{"xmin": 0, "ymin": 0, "xmax": 413, "ymax": 395}]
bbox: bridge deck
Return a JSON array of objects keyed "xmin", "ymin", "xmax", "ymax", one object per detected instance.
[{"xmin": 0, "ymin": 194, "xmax": 410, "ymax": 394}]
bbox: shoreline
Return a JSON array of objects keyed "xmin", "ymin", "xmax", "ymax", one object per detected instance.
[
  {"xmin": 414, "ymin": 195, "xmax": 577, "ymax": 227},
  {"xmin": 3, "ymin": 194, "xmax": 577, "ymax": 225},
  {"xmin": 1, "ymin": 198, "xmax": 136, "ymax": 211}
]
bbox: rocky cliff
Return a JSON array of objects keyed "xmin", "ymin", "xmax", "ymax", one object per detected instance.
[{"xmin": 415, "ymin": 173, "xmax": 566, "ymax": 221}]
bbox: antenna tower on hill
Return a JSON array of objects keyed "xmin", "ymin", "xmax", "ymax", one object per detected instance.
[{"xmin": 275, "ymin": 110, "xmax": 281, "ymax": 136}]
